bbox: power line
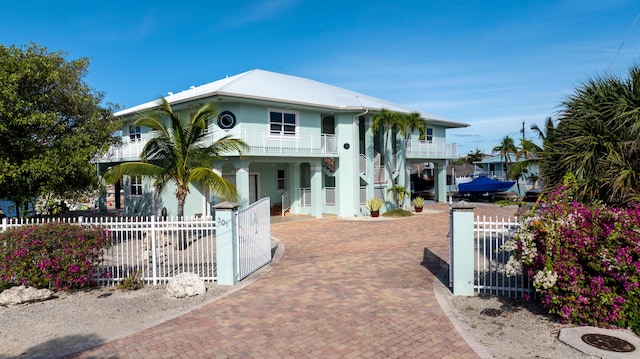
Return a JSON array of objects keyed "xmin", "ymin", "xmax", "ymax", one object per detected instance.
[{"xmin": 608, "ymin": 11, "xmax": 640, "ymax": 71}]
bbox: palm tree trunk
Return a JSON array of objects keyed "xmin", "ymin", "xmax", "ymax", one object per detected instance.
[{"xmin": 175, "ymin": 190, "xmax": 187, "ymax": 250}]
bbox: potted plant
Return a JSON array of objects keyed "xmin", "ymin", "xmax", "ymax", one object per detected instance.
[
  {"xmin": 366, "ymin": 198, "xmax": 384, "ymax": 217},
  {"xmin": 412, "ymin": 196, "xmax": 424, "ymax": 213}
]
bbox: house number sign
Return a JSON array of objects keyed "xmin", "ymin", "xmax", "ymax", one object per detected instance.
[{"xmin": 217, "ymin": 217, "xmax": 229, "ymax": 227}]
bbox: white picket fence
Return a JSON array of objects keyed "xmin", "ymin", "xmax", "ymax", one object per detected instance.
[
  {"xmin": 474, "ymin": 215, "xmax": 532, "ymax": 297},
  {"xmin": 1, "ymin": 215, "xmax": 217, "ymax": 285}
]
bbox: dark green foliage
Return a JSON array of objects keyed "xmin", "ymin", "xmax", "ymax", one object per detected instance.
[
  {"xmin": 0, "ymin": 223, "xmax": 111, "ymax": 291},
  {"xmin": 0, "ymin": 43, "xmax": 121, "ymax": 216},
  {"xmin": 541, "ymin": 64, "xmax": 640, "ymax": 205}
]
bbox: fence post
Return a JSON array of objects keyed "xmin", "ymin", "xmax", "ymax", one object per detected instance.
[
  {"xmin": 451, "ymin": 200, "xmax": 475, "ymax": 296},
  {"xmin": 150, "ymin": 216, "xmax": 158, "ymax": 285},
  {"xmin": 214, "ymin": 201, "xmax": 239, "ymax": 286}
]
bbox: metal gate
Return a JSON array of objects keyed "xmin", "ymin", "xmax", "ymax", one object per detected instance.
[{"xmin": 237, "ymin": 197, "xmax": 272, "ymax": 280}]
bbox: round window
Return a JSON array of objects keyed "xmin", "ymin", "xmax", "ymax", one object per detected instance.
[{"xmin": 217, "ymin": 111, "xmax": 237, "ymax": 129}]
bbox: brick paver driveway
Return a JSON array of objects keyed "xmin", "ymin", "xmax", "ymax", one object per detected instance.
[{"xmin": 65, "ymin": 203, "xmax": 486, "ymax": 358}]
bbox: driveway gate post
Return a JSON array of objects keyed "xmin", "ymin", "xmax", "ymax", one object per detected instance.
[
  {"xmin": 214, "ymin": 201, "xmax": 239, "ymax": 286},
  {"xmin": 451, "ymin": 200, "xmax": 475, "ymax": 296}
]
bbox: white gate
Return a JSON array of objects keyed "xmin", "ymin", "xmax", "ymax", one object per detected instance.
[
  {"xmin": 474, "ymin": 215, "xmax": 532, "ymax": 297},
  {"xmin": 237, "ymin": 197, "xmax": 272, "ymax": 280}
]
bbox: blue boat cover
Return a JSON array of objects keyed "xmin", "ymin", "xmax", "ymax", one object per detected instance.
[{"xmin": 458, "ymin": 176, "xmax": 515, "ymax": 193}]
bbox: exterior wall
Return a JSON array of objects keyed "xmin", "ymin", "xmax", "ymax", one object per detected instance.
[{"xmin": 108, "ymin": 95, "xmax": 461, "ymax": 217}]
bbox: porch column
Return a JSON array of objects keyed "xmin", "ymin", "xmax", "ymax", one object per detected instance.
[
  {"xmin": 311, "ymin": 161, "xmax": 323, "ymax": 218},
  {"xmin": 291, "ymin": 162, "xmax": 301, "ymax": 213},
  {"xmin": 364, "ymin": 116, "xmax": 374, "ymax": 206},
  {"xmin": 236, "ymin": 163, "xmax": 250, "ymax": 208},
  {"xmin": 434, "ymin": 160, "xmax": 448, "ymax": 203}
]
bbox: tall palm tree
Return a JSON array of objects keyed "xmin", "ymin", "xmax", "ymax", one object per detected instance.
[
  {"xmin": 372, "ymin": 109, "xmax": 403, "ymax": 205},
  {"xmin": 508, "ymin": 138, "xmax": 542, "ymax": 191},
  {"xmin": 399, "ymin": 112, "xmax": 427, "ymax": 141},
  {"xmin": 103, "ymin": 97, "xmax": 248, "ymax": 217},
  {"xmin": 372, "ymin": 109, "xmax": 427, "ymax": 208},
  {"xmin": 492, "ymin": 136, "xmax": 517, "ymax": 179}
]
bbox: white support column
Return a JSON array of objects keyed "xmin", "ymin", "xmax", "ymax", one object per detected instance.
[
  {"xmin": 236, "ymin": 164, "xmax": 250, "ymax": 208},
  {"xmin": 311, "ymin": 161, "xmax": 323, "ymax": 218},
  {"xmin": 291, "ymin": 162, "xmax": 301, "ymax": 213}
]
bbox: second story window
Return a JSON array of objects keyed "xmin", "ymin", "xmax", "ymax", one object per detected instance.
[
  {"xmin": 420, "ymin": 128, "xmax": 434, "ymax": 144},
  {"xmin": 269, "ymin": 109, "xmax": 297, "ymax": 136},
  {"xmin": 129, "ymin": 125, "xmax": 141, "ymax": 142}
]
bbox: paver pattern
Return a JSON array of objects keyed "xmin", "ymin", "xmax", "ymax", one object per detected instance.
[{"xmin": 62, "ymin": 202, "xmax": 503, "ymax": 359}]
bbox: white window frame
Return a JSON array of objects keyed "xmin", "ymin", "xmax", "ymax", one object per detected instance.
[
  {"xmin": 129, "ymin": 176, "xmax": 143, "ymax": 197},
  {"xmin": 268, "ymin": 108, "xmax": 298, "ymax": 137},
  {"xmin": 420, "ymin": 127, "xmax": 434, "ymax": 144},
  {"xmin": 129, "ymin": 125, "xmax": 141, "ymax": 142}
]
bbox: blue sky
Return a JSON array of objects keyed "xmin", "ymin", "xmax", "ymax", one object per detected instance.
[{"xmin": 2, "ymin": 0, "xmax": 640, "ymax": 155}]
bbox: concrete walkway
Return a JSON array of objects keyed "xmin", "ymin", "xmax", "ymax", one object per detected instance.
[{"xmin": 64, "ymin": 203, "xmax": 489, "ymax": 359}]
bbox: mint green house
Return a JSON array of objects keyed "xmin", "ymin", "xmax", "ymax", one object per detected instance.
[{"xmin": 96, "ymin": 70, "xmax": 467, "ymax": 218}]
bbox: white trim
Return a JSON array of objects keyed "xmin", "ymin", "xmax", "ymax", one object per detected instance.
[{"xmin": 268, "ymin": 107, "xmax": 299, "ymax": 137}]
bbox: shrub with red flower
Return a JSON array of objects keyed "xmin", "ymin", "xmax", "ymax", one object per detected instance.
[
  {"xmin": 507, "ymin": 186, "xmax": 640, "ymax": 335},
  {"xmin": 0, "ymin": 223, "xmax": 110, "ymax": 291}
]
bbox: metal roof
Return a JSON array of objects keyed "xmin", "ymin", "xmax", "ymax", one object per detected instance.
[{"xmin": 115, "ymin": 69, "xmax": 467, "ymax": 128}]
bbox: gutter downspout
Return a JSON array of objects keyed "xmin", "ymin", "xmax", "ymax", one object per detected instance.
[{"xmin": 353, "ymin": 109, "xmax": 368, "ymax": 217}]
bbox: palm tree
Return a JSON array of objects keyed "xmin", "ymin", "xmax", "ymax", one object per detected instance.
[
  {"xmin": 399, "ymin": 112, "xmax": 427, "ymax": 141},
  {"xmin": 103, "ymin": 97, "xmax": 248, "ymax": 217},
  {"xmin": 372, "ymin": 109, "xmax": 427, "ymax": 208},
  {"xmin": 492, "ymin": 136, "xmax": 517, "ymax": 179},
  {"xmin": 508, "ymin": 138, "xmax": 542, "ymax": 191},
  {"xmin": 372, "ymin": 109, "xmax": 403, "ymax": 206},
  {"xmin": 542, "ymin": 65, "xmax": 640, "ymax": 204}
]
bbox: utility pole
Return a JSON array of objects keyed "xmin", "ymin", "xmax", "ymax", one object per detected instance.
[{"xmin": 522, "ymin": 120, "xmax": 525, "ymax": 142}]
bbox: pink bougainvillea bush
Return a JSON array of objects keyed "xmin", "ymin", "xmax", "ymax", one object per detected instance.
[
  {"xmin": 506, "ymin": 186, "xmax": 640, "ymax": 335},
  {"xmin": 0, "ymin": 223, "xmax": 110, "ymax": 291}
]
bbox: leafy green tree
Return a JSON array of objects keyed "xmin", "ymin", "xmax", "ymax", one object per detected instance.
[
  {"xmin": 465, "ymin": 148, "xmax": 484, "ymax": 164},
  {"xmin": 0, "ymin": 43, "xmax": 120, "ymax": 217},
  {"xmin": 542, "ymin": 65, "xmax": 640, "ymax": 204},
  {"xmin": 103, "ymin": 98, "xmax": 248, "ymax": 217}
]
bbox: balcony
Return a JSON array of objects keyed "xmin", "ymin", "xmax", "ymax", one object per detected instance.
[
  {"xmin": 96, "ymin": 130, "xmax": 338, "ymax": 163},
  {"xmin": 404, "ymin": 140, "xmax": 458, "ymax": 159}
]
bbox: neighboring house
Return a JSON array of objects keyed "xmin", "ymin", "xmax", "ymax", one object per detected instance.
[
  {"xmin": 473, "ymin": 154, "xmax": 518, "ymax": 179},
  {"xmin": 473, "ymin": 154, "xmax": 539, "ymax": 190},
  {"xmin": 95, "ymin": 69, "xmax": 467, "ymax": 218}
]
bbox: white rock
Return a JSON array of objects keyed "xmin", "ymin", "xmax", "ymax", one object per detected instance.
[
  {"xmin": 166, "ymin": 272, "xmax": 206, "ymax": 298},
  {"xmin": 0, "ymin": 285, "xmax": 55, "ymax": 306}
]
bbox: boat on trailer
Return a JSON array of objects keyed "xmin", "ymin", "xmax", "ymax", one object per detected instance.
[{"xmin": 456, "ymin": 176, "xmax": 515, "ymax": 200}]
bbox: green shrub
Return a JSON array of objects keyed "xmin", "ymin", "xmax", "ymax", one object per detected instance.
[
  {"xmin": 118, "ymin": 270, "xmax": 143, "ymax": 291},
  {"xmin": 0, "ymin": 223, "xmax": 110, "ymax": 291}
]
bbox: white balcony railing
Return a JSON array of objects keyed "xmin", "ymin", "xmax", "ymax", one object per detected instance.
[
  {"xmin": 96, "ymin": 130, "xmax": 338, "ymax": 162},
  {"xmin": 404, "ymin": 140, "xmax": 458, "ymax": 159}
]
